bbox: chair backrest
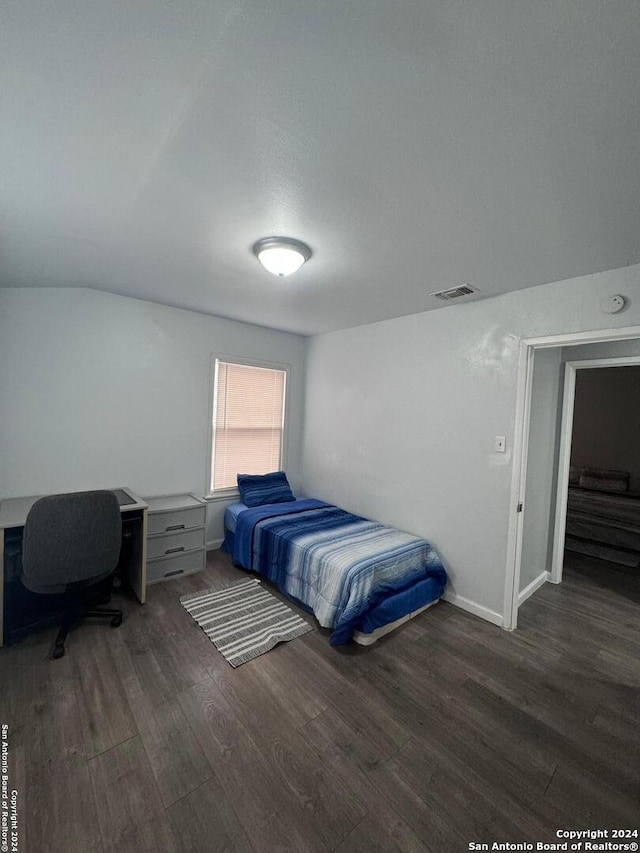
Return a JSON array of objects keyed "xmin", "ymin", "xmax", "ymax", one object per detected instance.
[{"xmin": 22, "ymin": 490, "xmax": 122, "ymax": 593}]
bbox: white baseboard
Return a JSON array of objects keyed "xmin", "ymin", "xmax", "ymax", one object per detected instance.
[
  {"xmin": 517, "ymin": 570, "xmax": 550, "ymax": 605},
  {"xmin": 206, "ymin": 538, "xmax": 224, "ymax": 551},
  {"xmin": 442, "ymin": 590, "xmax": 503, "ymax": 627}
]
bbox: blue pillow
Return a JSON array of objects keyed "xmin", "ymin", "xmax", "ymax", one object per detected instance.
[{"xmin": 237, "ymin": 471, "xmax": 296, "ymax": 507}]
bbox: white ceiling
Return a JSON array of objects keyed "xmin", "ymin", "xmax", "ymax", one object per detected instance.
[{"xmin": 2, "ymin": 1, "xmax": 639, "ymax": 335}]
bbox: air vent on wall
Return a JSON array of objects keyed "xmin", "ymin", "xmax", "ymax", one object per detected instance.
[{"xmin": 430, "ymin": 284, "xmax": 478, "ymax": 301}]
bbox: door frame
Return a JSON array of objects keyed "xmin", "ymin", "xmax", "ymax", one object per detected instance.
[
  {"xmin": 503, "ymin": 324, "xmax": 640, "ymax": 631},
  {"xmin": 549, "ymin": 353, "xmax": 640, "ymax": 583}
]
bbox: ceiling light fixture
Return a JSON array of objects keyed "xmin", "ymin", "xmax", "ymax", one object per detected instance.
[{"xmin": 252, "ymin": 236, "xmax": 312, "ymax": 277}]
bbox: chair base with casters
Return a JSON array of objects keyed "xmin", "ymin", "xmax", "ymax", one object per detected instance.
[
  {"xmin": 50, "ymin": 578, "xmax": 124, "ymax": 659},
  {"xmin": 6, "ymin": 574, "xmax": 124, "ymax": 657}
]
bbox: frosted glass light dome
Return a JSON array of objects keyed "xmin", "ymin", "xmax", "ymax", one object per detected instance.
[{"xmin": 252, "ymin": 237, "xmax": 312, "ymax": 277}]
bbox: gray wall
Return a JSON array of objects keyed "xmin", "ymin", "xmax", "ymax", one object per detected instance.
[
  {"xmin": 571, "ymin": 366, "xmax": 640, "ymax": 492},
  {"xmin": 302, "ymin": 263, "xmax": 640, "ymax": 623},
  {"xmin": 0, "ymin": 288, "xmax": 307, "ymax": 544},
  {"xmin": 563, "ymin": 338, "xmax": 640, "ymax": 363}
]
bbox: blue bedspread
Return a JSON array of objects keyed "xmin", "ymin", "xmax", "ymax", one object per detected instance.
[{"xmin": 230, "ymin": 499, "xmax": 447, "ymax": 645}]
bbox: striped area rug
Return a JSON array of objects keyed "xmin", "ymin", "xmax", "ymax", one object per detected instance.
[{"xmin": 180, "ymin": 578, "xmax": 313, "ymax": 667}]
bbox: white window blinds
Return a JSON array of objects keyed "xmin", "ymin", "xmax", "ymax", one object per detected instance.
[{"xmin": 211, "ymin": 360, "xmax": 287, "ymax": 492}]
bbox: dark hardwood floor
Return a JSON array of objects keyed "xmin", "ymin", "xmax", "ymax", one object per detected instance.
[{"xmin": 1, "ymin": 551, "xmax": 638, "ymax": 852}]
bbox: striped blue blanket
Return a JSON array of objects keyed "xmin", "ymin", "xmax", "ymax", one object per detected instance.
[{"xmin": 230, "ymin": 499, "xmax": 447, "ymax": 644}]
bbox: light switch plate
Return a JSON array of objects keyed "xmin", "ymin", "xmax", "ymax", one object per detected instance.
[{"xmin": 495, "ymin": 435, "xmax": 506, "ymax": 453}]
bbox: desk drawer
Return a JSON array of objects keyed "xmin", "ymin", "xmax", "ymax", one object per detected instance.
[
  {"xmin": 147, "ymin": 527, "xmax": 205, "ymax": 560},
  {"xmin": 147, "ymin": 506, "xmax": 206, "ymax": 536},
  {"xmin": 146, "ymin": 548, "xmax": 206, "ymax": 584}
]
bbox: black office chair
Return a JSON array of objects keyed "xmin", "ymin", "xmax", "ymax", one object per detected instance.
[{"xmin": 21, "ymin": 490, "xmax": 124, "ymax": 659}]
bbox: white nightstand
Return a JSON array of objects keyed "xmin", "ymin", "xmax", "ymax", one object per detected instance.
[{"xmin": 143, "ymin": 493, "xmax": 207, "ymax": 584}]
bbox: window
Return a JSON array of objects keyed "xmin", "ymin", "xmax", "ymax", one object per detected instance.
[{"xmin": 209, "ymin": 359, "xmax": 288, "ymax": 494}]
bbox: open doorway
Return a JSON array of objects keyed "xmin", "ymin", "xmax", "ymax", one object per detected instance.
[
  {"xmin": 504, "ymin": 328, "xmax": 640, "ymax": 630},
  {"xmin": 549, "ymin": 359, "xmax": 640, "ymax": 604}
]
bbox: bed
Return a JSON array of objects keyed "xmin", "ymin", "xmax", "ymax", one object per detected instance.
[
  {"xmin": 221, "ymin": 498, "xmax": 447, "ymax": 645},
  {"xmin": 566, "ymin": 467, "xmax": 640, "ymax": 567}
]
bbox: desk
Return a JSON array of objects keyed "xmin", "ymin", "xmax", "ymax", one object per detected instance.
[{"xmin": 0, "ymin": 487, "xmax": 148, "ymax": 647}]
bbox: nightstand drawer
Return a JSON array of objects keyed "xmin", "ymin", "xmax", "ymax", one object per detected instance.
[
  {"xmin": 147, "ymin": 527, "xmax": 205, "ymax": 560},
  {"xmin": 147, "ymin": 505, "xmax": 206, "ymax": 536},
  {"xmin": 146, "ymin": 548, "xmax": 206, "ymax": 584}
]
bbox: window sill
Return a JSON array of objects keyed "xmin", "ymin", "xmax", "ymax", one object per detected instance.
[{"xmin": 204, "ymin": 490, "xmax": 240, "ymax": 503}]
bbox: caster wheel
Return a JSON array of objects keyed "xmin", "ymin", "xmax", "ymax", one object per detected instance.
[
  {"xmin": 111, "ymin": 614, "xmax": 123, "ymax": 628},
  {"xmin": 53, "ymin": 645, "xmax": 65, "ymax": 659}
]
